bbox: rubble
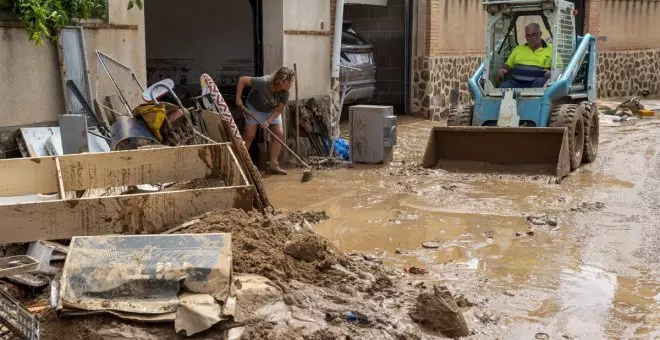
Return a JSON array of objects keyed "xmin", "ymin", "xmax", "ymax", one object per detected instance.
[
  {"xmin": 409, "ymin": 285, "xmax": 470, "ymax": 337},
  {"xmin": 570, "ymin": 202, "xmax": 606, "ymax": 213}
]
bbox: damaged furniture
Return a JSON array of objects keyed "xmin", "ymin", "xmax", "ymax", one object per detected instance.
[
  {"xmin": 57, "ymin": 233, "xmax": 233, "ymax": 336},
  {"xmin": 0, "ymin": 143, "xmax": 254, "ymax": 244}
]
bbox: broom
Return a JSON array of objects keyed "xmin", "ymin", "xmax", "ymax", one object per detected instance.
[{"xmin": 241, "ymin": 107, "xmax": 313, "ymax": 183}]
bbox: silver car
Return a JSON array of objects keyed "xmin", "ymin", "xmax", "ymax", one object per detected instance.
[{"xmin": 340, "ymin": 21, "xmax": 376, "ymax": 105}]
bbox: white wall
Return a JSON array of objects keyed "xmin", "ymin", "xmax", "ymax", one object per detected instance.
[
  {"xmin": 145, "ymin": 0, "xmax": 254, "ymax": 87},
  {"xmin": 263, "ymin": 0, "xmax": 284, "ymax": 76},
  {"xmin": 0, "ymin": 0, "xmax": 145, "ymax": 129},
  {"xmin": 282, "ymin": 0, "xmax": 332, "ymax": 99}
]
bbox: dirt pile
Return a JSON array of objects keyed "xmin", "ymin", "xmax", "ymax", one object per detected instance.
[
  {"xmin": 176, "ymin": 209, "xmax": 379, "ymax": 290},
  {"xmin": 32, "ymin": 208, "xmax": 485, "ymax": 340}
]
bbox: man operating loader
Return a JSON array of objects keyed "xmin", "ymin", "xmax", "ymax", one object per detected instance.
[{"xmin": 499, "ymin": 23, "xmax": 552, "ymax": 88}]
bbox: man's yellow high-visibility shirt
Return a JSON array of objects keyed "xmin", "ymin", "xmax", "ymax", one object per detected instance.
[{"xmin": 505, "ymin": 41, "xmax": 553, "ymax": 70}]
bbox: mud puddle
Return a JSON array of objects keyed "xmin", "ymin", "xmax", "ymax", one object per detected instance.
[{"xmin": 266, "ymin": 116, "xmax": 660, "ymax": 338}]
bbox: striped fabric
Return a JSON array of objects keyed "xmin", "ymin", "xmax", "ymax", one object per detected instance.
[{"xmin": 511, "ymin": 64, "xmax": 547, "ymax": 82}]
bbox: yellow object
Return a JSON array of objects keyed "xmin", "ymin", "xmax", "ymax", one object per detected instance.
[
  {"xmin": 639, "ymin": 109, "xmax": 655, "ymax": 117},
  {"xmin": 133, "ymin": 103, "xmax": 168, "ymax": 141},
  {"xmin": 505, "ymin": 42, "xmax": 553, "ymax": 69}
]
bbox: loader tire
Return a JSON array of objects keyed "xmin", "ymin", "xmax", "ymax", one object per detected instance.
[
  {"xmin": 580, "ymin": 101, "xmax": 599, "ymax": 163},
  {"xmin": 549, "ymin": 104, "xmax": 585, "ymax": 171},
  {"xmin": 446, "ymin": 105, "xmax": 473, "ymax": 126}
]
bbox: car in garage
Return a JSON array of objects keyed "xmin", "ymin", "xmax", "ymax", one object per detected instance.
[{"xmin": 340, "ymin": 21, "xmax": 377, "ymax": 106}]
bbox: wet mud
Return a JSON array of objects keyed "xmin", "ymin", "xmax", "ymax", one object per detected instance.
[{"xmin": 265, "ymin": 111, "xmax": 660, "ymax": 339}]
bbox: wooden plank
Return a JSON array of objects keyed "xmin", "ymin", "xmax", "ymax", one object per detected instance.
[
  {"xmin": 201, "ymin": 111, "xmax": 229, "ymax": 143},
  {"xmin": 0, "ymin": 157, "xmax": 58, "ymax": 197},
  {"xmin": 55, "ymin": 158, "xmax": 66, "ymax": 199},
  {"xmin": 0, "ymin": 186, "xmax": 255, "ymax": 244},
  {"xmin": 57, "ymin": 143, "xmax": 239, "ymax": 190}
]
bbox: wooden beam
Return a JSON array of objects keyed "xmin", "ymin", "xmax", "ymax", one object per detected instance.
[
  {"xmin": 0, "ymin": 158, "xmax": 58, "ymax": 197},
  {"xmin": 0, "ymin": 186, "xmax": 254, "ymax": 244},
  {"xmin": 56, "ymin": 143, "xmax": 241, "ymax": 190}
]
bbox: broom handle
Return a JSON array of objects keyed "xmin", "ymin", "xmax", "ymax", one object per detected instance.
[
  {"xmin": 294, "ymin": 63, "xmax": 300, "ymax": 154},
  {"xmin": 242, "ymin": 107, "xmax": 311, "ymax": 169}
]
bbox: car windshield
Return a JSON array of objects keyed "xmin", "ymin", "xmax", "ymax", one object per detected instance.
[{"xmin": 342, "ymin": 30, "xmax": 369, "ymax": 46}]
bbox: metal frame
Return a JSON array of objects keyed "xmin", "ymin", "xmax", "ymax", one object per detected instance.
[{"xmin": 58, "ymin": 26, "xmax": 94, "ymax": 116}]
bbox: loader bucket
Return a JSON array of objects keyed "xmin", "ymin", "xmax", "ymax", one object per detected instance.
[{"xmin": 421, "ymin": 127, "xmax": 571, "ymax": 178}]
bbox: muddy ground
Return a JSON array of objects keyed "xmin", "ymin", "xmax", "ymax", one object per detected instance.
[
  {"xmin": 15, "ymin": 102, "xmax": 659, "ymax": 339},
  {"xmin": 265, "ymin": 105, "xmax": 660, "ymax": 339}
]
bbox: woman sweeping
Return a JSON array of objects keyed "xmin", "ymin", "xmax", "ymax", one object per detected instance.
[{"xmin": 236, "ymin": 66, "xmax": 296, "ymax": 175}]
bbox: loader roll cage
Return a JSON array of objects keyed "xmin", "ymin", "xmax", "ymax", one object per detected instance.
[
  {"xmin": 495, "ymin": 11, "xmax": 552, "ymax": 56},
  {"xmin": 480, "ymin": 0, "xmax": 577, "ymax": 98}
]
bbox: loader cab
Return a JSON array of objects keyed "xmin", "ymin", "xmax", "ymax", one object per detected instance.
[{"xmin": 481, "ymin": 1, "xmax": 576, "ymax": 97}]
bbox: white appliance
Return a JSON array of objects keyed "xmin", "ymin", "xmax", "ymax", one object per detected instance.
[{"xmin": 349, "ymin": 105, "xmax": 397, "ymax": 164}]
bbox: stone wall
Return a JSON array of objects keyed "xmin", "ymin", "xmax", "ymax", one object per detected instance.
[
  {"xmin": 597, "ymin": 49, "xmax": 660, "ymax": 98},
  {"xmin": 412, "ymin": 55, "xmax": 482, "ymax": 121}
]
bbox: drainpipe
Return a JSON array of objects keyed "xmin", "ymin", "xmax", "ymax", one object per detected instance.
[
  {"xmin": 329, "ymin": 0, "xmax": 345, "ymax": 142},
  {"xmin": 331, "ymin": 0, "xmax": 345, "ymax": 78}
]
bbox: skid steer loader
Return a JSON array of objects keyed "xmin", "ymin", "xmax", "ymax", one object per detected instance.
[{"xmin": 422, "ymin": 0, "xmax": 599, "ymax": 178}]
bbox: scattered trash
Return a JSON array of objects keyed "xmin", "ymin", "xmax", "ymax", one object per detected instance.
[
  {"xmin": 407, "ymin": 267, "xmax": 426, "ymax": 275},
  {"xmin": 503, "ymin": 291, "xmax": 515, "ymax": 297},
  {"xmin": 570, "ymin": 202, "xmax": 606, "ymax": 213},
  {"xmin": 474, "ymin": 310, "xmax": 500, "ymax": 324},
  {"xmin": 395, "ymin": 248, "xmax": 403, "ymax": 254},
  {"xmin": 421, "ymin": 242, "xmax": 440, "ymax": 249},
  {"xmin": 0, "ymin": 256, "xmax": 40, "ymax": 279},
  {"xmin": 515, "ymin": 232, "xmax": 523, "ymax": 237},
  {"xmin": 525, "ymin": 214, "xmax": 559, "ymax": 227},
  {"xmin": 409, "ymin": 285, "xmax": 470, "ymax": 337},
  {"xmin": 345, "ymin": 311, "xmax": 370, "ymax": 324},
  {"xmin": 535, "ymin": 332, "xmax": 550, "ymax": 340},
  {"xmin": 174, "ymin": 293, "xmax": 224, "ymax": 336},
  {"xmin": 0, "ymin": 288, "xmax": 40, "ymax": 340},
  {"xmin": 333, "ymin": 138, "xmax": 350, "ymax": 161},
  {"xmin": 615, "ymin": 97, "xmax": 644, "ymax": 117},
  {"xmin": 26, "ymin": 241, "xmax": 68, "ymax": 275},
  {"xmin": 454, "ymin": 295, "xmax": 478, "ymax": 307},
  {"xmin": 6, "ymin": 273, "xmax": 50, "ymax": 289}
]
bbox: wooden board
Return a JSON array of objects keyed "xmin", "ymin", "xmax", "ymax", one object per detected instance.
[
  {"xmin": 0, "ymin": 143, "xmax": 245, "ymax": 196},
  {"xmin": 0, "ymin": 186, "xmax": 254, "ymax": 244},
  {"xmin": 58, "ymin": 143, "xmax": 240, "ymax": 190},
  {"xmin": 201, "ymin": 111, "xmax": 230, "ymax": 143},
  {"xmin": 0, "ymin": 158, "xmax": 58, "ymax": 197}
]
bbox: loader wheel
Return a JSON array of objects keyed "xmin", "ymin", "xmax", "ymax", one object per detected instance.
[
  {"xmin": 446, "ymin": 105, "xmax": 473, "ymax": 126},
  {"xmin": 580, "ymin": 101, "xmax": 599, "ymax": 163},
  {"xmin": 549, "ymin": 104, "xmax": 585, "ymax": 171}
]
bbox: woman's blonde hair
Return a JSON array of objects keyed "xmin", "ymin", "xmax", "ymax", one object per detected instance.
[{"xmin": 269, "ymin": 66, "xmax": 296, "ymax": 85}]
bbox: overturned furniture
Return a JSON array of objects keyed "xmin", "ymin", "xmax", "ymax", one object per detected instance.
[{"xmin": 0, "ymin": 144, "xmax": 254, "ymax": 244}]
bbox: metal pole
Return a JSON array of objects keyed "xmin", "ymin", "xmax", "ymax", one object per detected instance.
[{"xmin": 96, "ymin": 51, "xmax": 134, "ymax": 116}]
